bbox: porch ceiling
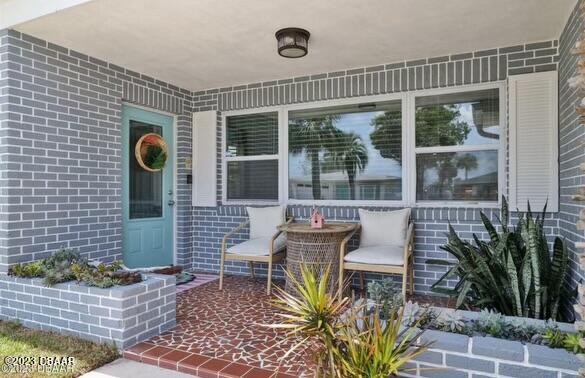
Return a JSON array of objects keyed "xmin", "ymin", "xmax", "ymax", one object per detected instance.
[{"xmin": 10, "ymin": 0, "xmax": 575, "ymax": 91}]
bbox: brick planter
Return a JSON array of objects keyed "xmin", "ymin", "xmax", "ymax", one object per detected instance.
[
  {"xmin": 403, "ymin": 329, "xmax": 582, "ymax": 377},
  {"xmin": 0, "ymin": 273, "xmax": 176, "ymax": 349}
]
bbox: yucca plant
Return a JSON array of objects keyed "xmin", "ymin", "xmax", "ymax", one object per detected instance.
[
  {"xmin": 429, "ymin": 196, "xmax": 569, "ymax": 321},
  {"xmin": 267, "ymin": 264, "xmax": 430, "ymax": 377}
]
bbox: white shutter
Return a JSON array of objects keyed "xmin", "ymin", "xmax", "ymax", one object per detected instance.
[
  {"xmin": 509, "ymin": 71, "xmax": 558, "ymax": 212},
  {"xmin": 192, "ymin": 111, "xmax": 217, "ymax": 207}
]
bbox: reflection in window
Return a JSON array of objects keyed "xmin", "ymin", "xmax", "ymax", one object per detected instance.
[
  {"xmin": 415, "ymin": 89, "xmax": 499, "ymax": 147},
  {"xmin": 416, "ymin": 151, "xmax": 498, "ymax": 201},
  {"xmin": 288, "ymin": 101, "xmax": 402, "ymax": 201},
  {"xmin": 415, "ymin": 89, "xmax": 500, "ymax": 202}
]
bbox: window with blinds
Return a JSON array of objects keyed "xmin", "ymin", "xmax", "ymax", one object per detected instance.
[
  {"xmin": 225, "ymin": 112, "xmax": 279, "ymax": 201},
  {"xmin": 414, "ymin": 88, "xmax": 500, "ymax": 202},
  {"xmin": 288, "ymin": 101, "xmax": 402, "ymax": 201}
]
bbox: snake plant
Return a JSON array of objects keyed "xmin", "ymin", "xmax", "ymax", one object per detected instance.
[{"xmin": 429, "ymin": 196, "xmax": 569, "ymax": 321}]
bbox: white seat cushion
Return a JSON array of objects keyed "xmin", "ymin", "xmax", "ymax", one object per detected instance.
[
  {"xmin": 358, "ymin": 208, "xmax": 410, "ymax": 247},
  {"xmin": 247, "ymin": 205, "xmax": 286, "ymax": 239},
  {"xmin": 227, "ymin": 236, "xmax": 286, "ymax": 256},
  {"xmin": 344, "ymin": 245, "xmax": 404, "ymax": 266}
]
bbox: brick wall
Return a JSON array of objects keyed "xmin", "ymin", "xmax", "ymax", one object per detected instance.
[
  {"xmin": 402, "ymin": 330, "xmax": 582, "ymax": 377},
  {"xmin": 0, "ymin": 274, "xmax": 176, "ymax": 348},
  {"xmin": 191, "ymin": 41, "xmax": 561, "ymax": 294},
  {"xmin": 0, "ymin": 27, "xmax": 571, "ymax": 296},
  {"xmin": 559, "ymin": 0, "xmax": 585, "ymax": 298},
  {"xmin": 0, "ymin": 29, "xmax": 194, "ymax": 273}
]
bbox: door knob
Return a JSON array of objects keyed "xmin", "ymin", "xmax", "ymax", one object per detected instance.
[{"xmin": 168, "ymin": 199, "xmax": 176, "ymax": 206}]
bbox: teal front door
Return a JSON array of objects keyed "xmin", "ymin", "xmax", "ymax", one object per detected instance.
[{"xmin": 122, "ymin": 105, "xmax": 174, "ymax": 268}]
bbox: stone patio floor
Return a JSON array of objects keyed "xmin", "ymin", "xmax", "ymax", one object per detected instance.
[{"xmin": 124, "ymin": 275, "xmax": 455, "ymax": 378}]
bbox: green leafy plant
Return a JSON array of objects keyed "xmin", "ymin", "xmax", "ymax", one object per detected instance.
[
  {"xmin": 9, "ymin": 261, "xmax": 44, "ymax": 278},
  {"xmin": 435, "ymin": 309, "xmax": 466, "ymax": 333},
  {"xmin": 42, "ymin": 249, "xmax": 86, "ymax": 286},
  {"xmin": 71, "ymin": 261, "xmax": 140, "ymax": 288},
  {"xmin": 367, "ymin": 278, "xmax": 403, "ymax": 316},
  {"xmin": 563, "ymin": 332, "xmax": 585, "ymax": 354},
  {"xmin": 267, "ymin": 264, "xmax": 430, "ymax": 377},
  {"xmin": 428, "ymin": 196, "xmax": 569, "ymax": 321},
  {"xmin": 144, "ymin": 145, "xmax": 166, "ymax": 170},
  {"xmin": 476, "ymin": 309, "xmax": 506, "ymax": 337},
  {"xmin": 542, "ymin": 327, "xmax": 566, "ymax": 348}
]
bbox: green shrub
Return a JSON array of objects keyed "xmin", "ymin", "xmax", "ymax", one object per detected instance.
[
  {"xmin": 71, "ymin": 260, "xmax": 141, "ymax": 288},
  {"xmin": 9, "ymin": 261, "xmax": 44, "ymax": 278},
  {"xmin": 367, "ymin": 278, "xmax": 403, "ymax": 313},
  {"xmin": 42, "ymin": 249, "xmax": 86, "ymax": 286},
  {"xmin": 428, "ymin": 196, "xmax": 569, "ymax": 321}
]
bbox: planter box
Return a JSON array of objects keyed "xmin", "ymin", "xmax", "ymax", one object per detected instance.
[
  {"xmin": 358, "ymin": 300, "xmax": 582, "ymax": 377},
  {"xmin": 401, "ymin": 329, "xmax": 582, "ymax": 377},
  {"xmin": 0, "ymin": 273, "xmax": 176, "ymax": 349}
]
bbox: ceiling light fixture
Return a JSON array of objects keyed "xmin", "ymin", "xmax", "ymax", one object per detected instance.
[{"xmin": 275, "ymin": 28, "xmax": 310, "ymax": 58}]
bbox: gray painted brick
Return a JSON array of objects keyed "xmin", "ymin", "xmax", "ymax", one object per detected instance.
[
  {"xmin": 527, "ymin": 343, "xmax": 582, "ymax": 371},
  {"xmin": 421, "ymin": 330, "xmax": 469, "ymax": 353},
  {"xmin": 472, "ymin": 336, "xmax": 524, "ymax": 361},
  {"xmin": 445, "ymin": 354, "xmax": 494, "ymax": 373},
  {"xmin": 498, "ymin": 364, "xmax": 556, "ymax": 378}
]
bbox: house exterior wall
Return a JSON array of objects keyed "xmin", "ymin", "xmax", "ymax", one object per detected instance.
[
  {"xmin": 0, "ymin": 27, "xmax": 569, "ymax": 296},
  {"xmin": 559, "ymin": 0, "xmax": 585, "ymax": 299},
  {"xmin": 0, "ymin": 29, "xmax": 194, "ymax": 273},
  {"xmin": 191, "ymin": 41, "xmax": 560, "ymax": 294}
]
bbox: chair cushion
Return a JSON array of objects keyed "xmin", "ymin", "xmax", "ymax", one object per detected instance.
[
  {"xmin": 227, "ymin": 236, "xmax": 286, "ymax": 256},
  {"xmin": 344, "ymin": 245, "xmax": 404, "ymax": 266},
  {"xmin": 358, "ymin": 208, "xmax": 410, "ymax": 247},
  {"xmin": 246, "ymin": 205, "xmax": 286, "ymax": 239}
]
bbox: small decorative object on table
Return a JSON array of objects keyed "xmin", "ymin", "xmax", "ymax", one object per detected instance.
[{"xmin": 310, "ymin": 207, "xmax": 325, "ymax": 229}]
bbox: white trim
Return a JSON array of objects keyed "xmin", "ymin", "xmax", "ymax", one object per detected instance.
[{"xmin": 221, "ymin": 81, "xmax": 508, "ymax": 208}]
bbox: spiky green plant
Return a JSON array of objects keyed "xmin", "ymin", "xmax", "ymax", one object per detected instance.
[
  {"xmin": 266, "ymin": 264, "xmax": 430, "ymax": 377},
  {"xmin": 428, "ymin": 196, "xmax": 569, "ymax": 321}
]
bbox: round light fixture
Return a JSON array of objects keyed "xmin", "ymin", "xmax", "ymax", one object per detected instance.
[{"xmin": 275, "ymin": 28, "xmax": 310, "ymax": 58}]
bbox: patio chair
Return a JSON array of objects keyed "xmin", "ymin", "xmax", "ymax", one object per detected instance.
[
  {"xmin": 339, "ymin": 208, "xmax": 414, "ymax": 299},
  {"xmin": 219, "ymin": 205, "xmax": 293, "ymax": 295}
]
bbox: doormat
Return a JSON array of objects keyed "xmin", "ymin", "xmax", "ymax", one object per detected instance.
[{"xmin": 176, "ymin": 273, "xmax": 219, "ymax": 293}]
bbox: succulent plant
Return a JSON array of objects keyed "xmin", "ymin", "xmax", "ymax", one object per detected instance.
[
  {"xmin": 9, "ymin": 260, "xmax": 44, "ymax": 278},
  {"xmin": 477, "ymin": 309, "xmax": 506, "ymax": 337},
  {"xmin": 435, "ymin": 309, "xmax": 466, "ymax": 333},
  {"xmin": 368, "ymin": 278, "xmax": 403, "ymax": 318},
  {"xmin": 401, "ymin": 301, "xmax": 422, "ymax": 327}
]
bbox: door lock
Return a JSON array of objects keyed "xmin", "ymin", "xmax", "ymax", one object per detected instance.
[{"xmin": 168, "ymin": 199, "xmax": 176, "ymax": 206}]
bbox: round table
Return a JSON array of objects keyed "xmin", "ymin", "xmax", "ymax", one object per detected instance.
[{"xmin": 277, "ymin": 222, "xmax": 357, "ymax": 296}]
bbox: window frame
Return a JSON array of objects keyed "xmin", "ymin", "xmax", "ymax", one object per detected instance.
[
  {"xmin": 283, "ymin": 93, "xmax": 408, "ymax": 207},
  {"xmin": 407, "ymin": 82, "xmax": 506, "ymax": 208},
  {"xmin": 221, "ymin": 81, "xmax": 506, "ymax": 208},
  {"xmin": 221, "ymin": 107, "xmax": 284, "ymax": 205}
]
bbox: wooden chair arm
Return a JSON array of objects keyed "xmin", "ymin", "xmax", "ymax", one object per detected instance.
[
  {"xmin": 339, "ymin": 224, "xmax": 360, "ymax": 261},
  {"xmin": 221, "ymin": 220, "xmax": 250, "ymax": 252}
]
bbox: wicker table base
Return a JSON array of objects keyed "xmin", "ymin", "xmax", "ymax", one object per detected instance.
[{"xmin": 278, "ymin": 223, "xmax": 356, "ymax": 296}]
